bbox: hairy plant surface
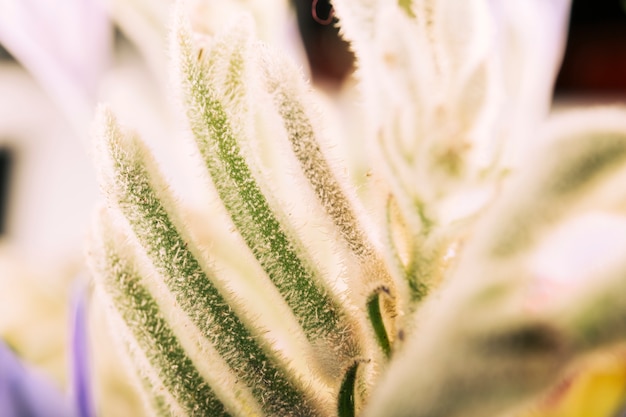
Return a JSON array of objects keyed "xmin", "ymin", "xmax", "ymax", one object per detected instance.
[{"xmin": 88, "ymin": 1, "xmax": 626, "ymax": 416}]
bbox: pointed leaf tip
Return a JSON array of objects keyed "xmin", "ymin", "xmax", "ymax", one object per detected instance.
[
  {"xmin": 367, "ymin": 288, "xmax": 392, "ymax": 358},
  {"xmin": 338, "ymin": 361, "xmax": 362, "ymax": 417}
]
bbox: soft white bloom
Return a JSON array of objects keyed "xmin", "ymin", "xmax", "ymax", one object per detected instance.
[{"xmin": 0, "ymin": 0, "xmax": 112, "ymax": 133}]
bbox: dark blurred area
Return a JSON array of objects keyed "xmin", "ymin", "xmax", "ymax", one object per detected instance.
[
  {"xmin": 0, "ymin": 44, "xmax": 13, "ymax": 62},
  {"xmin": 0, "ymin": 45, "xmax": 14, "ymax": 236},
  {"xmin": 0, "ymin": 148, "xmax": 12, "ymax": 235},
  {"xmin": 291, "ymin": 0, "xmax": 355, "ymax": 86},
  {"xmin": 293, "ymin": 0, "xmax": 626, "ymax": 96},
  {"xmin": 555, "ymin": 0, "xmax": 626, "ymax": 94}
]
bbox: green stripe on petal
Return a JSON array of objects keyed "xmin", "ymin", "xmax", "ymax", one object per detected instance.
[
  {"xmin": 90, "ymin": 216, "xmax": 230, "ymax": 416},
  {"xmin": 174, "ymin": 16, "xmax": 361, "ymax": 367},
  {"xmin": 260, "ymin": 49, "xmax": 400, "ymax": 355},
  {"xmin": 93, "ymin": 107, "xmax": 326, "ymax": 416},
  {"xmin": 260, "ymin": 47, "xmax": 391, "ymax": 269}
]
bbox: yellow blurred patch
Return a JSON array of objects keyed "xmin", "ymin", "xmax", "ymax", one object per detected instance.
[{"xmin": 527, "ymin": 350, "xmax": 626, "ymax": 417}]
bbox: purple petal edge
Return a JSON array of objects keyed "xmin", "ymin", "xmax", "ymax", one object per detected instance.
[
  {"xmin": 70, "ymin": 282, "xmax": 95, "ymax": 417},
  {"xmin": 0, "ymin": 340, "xmax": 72, "ymax": 417}
]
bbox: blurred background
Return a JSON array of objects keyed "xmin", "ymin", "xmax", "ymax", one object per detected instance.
[
  {"xmin": 556, "ymin": 0, "xmax": 626, "ymax": 98},
  {"xmin": 0, "ymin": 0, "xmax": 626, "ymax": 415}
]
